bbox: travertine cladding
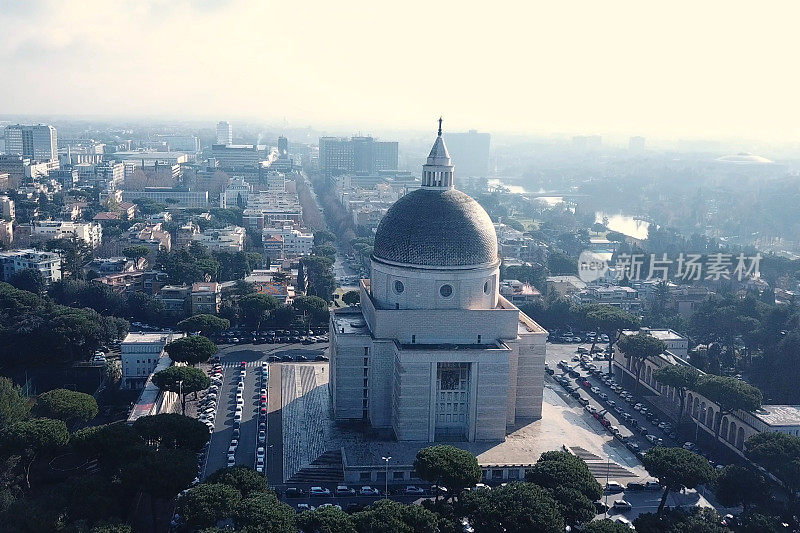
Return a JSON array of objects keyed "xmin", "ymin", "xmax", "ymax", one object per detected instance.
[
  {"xmin": 360, "ymin": 282, "xmax": 518, "ymax": 345},
  {"xmin": 370, "ymin": 259, "xmax": 498, "ymax": 310}
]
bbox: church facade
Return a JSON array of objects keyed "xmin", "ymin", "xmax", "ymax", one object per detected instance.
[{"xmin": 329, "ymin": 122, "xmax": 547, "ymax": 442}]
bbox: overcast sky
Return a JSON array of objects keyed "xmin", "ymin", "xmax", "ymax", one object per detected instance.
[{"xmin": 2, "ymin": 0, "xmax": 799, "ymax": 139}]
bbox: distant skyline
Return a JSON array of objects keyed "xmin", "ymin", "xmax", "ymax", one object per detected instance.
[{"xmin": 3, "ymin": 0, "xmax": 800, "ymax": 141}]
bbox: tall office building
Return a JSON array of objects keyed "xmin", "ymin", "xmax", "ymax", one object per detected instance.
[
  {"xmin": 216, "ymin": 121, "xmax": 233, "ymax": 146},
  {"xmin": 329, "ymin": 123, "xmax": 546, "ymax": 442},
  {"xmin": 319, "ymin": 135, "xmax": 398, "ymax": 176},
  {"xmin": 4, "ymin": 124, "xmax": 58, "ymax": 162},
  {"xmin": 629, "ymin": 136, "xmax": 646, "ymax": 152},
  {"xmin": 277, "ymin": 136, "xmax": 288, "ymax": 158},
  {"xmin": 442, "ymin": 129, "xmax": 490, "ymax": 177}
]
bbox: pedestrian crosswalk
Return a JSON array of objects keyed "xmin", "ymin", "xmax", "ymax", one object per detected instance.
[{"xmin": 220, "ymin": 360, "xmax": 269, "ymax": 370}]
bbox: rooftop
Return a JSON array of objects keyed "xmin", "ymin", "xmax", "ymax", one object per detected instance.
[
  {"xmin": 122, "ymin": 331, "xmax": 177, "ymax": 344},
  {"xmin": 621, "ymin": 328, "xmax": 686, "ymax": 342},
  {"xmin": 752, "ymin": 405, "xmax": 800, "ymax": 427}
]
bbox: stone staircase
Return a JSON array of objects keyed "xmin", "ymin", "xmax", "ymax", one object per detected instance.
[{"xmin": 286, "ymin": 450, "xmax": 344, "ymax": 484}]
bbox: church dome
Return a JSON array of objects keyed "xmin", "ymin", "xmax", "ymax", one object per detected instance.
[
  {"xmin": 373, "ymin": 189, "xmax": 498, "ymax": 268},
  {"xmin": 372, "ymin": 119, "xmax": 498, "ymax": 268}
]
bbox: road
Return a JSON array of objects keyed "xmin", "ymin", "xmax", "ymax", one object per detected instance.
[{"xmin": 202, "ymin": 340, "xmax": 328, "ymax": 479}]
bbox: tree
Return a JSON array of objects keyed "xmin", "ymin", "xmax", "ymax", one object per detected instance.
[
  {"xmin": 239, "ymin": 293, "xmax": 279, "ymax": 329},
  {"xmin": 205, "ymin": 466, "xmax": 270, "ymax": 497},
  {"xmin": 2, "ymin": 418, "xmax": 69, "ymax": 488},
  {"xmin": 582, "ymin": 304, "xmax": 640, "ymax": 371},
  {"xmin": 582, "ymin": 520, "xmax": 635, "ymax": 533},
  {"xmin": 122, "ymin": 245, "xmax": 151, "ymax": 263},
  {"xmin": 90, "ymin": 520, "xmax": 133, "ymax": 533},
  {"xmin": 293, "ymin": 294, "xmax": 329, "ymax": 325},
  {"xmin": 696, "ymin": 375, "xmax": 762, "ymax": 440},
  {"xmin": 152, "ymin": 366, "xmax": 210, "ymax": 414},
  {"xmin": 641, "ymin": 447, "xmax": 716, "ymax": 514},
  {"xmin": 314, "ymin": 229, "xmax": 337, "ymax": 246},
  {"xmin": 164, "ymin": 335, "xmax": 218, "ymax": 366},
  {"xmin": 71, "ymin": 422, "xmax": 146, "ymax": 473},
  {"xmin": 0, "ymin": 377, "xmax": 31, "ymax": 428},
  {"xmin": 132, "ymin": 413, "xmax": 210, "ymax": 452},
  {"xmin": 524, "ymin": 451, "xmax": 602, "ymax": 527},
  {"xmin": 180, "ymin": 483, "xmax": 241, "ymax": 529},
  {"xmin": 459, "ymin": 482, "xmax": 564, "ymax": 533},
  {"xmin": 342, "ymin": 290, "xmax": 360, "ymax": 306},
  {"xmin": 633, "ymin": 507, "xmax": 727, "ymax": 533},
  {"xmin": 653, "ymin": 365, "xmax": 700, "ymax": 422},
  {"xmin": 301, "ymin": 255, "xmax": 336, "ymax": 301},
  {"xmin": 10, "ymin": 269, "xmax": 46, "ymax": 295},
  {"xmin": 745, "ymin": 431, "xmax": 800, "ymax": 501},
  {"xmin": 312, "ymin": 243, "xmax": 337, "ymax": 259},
  {"xmin": 713, "ymin": 465, "xmax": 770, "ymax": 508},
  {"xmin": 352, "ymin": 499, "xmax": 439, "ymax": 533},
  {"xmin": 414, "ymin": 445, "xmax": 482, "ymax": 498},
  {"xmin": 121, "ymin": 449, "xmax": 197, "ymax": 531},
  {"xmin": 177, "ymin": 314, "xmax": 230, "ymax": 336},
  {"xmin": 297, "ymin": 505, "xmax": 356, "ymax": 533},
  {"xmin": 233, "ymin": 491, "xmax": 296, "ymax": 532},
  {"xmin": 617, "ymin": 332, "xmax": 666, "ymax": 392},
  {"xmin": 34, "ymin": 388, "xmax": 98, "ymax": 429}
]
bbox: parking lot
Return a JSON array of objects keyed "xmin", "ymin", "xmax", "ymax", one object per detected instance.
[
  {"xmin": 197, "ymin": 336, "xmax": 329, "ymax": 480},
  {"xmin": 545, "ymin": 341, "xmax": 720, "ymax": 520}
]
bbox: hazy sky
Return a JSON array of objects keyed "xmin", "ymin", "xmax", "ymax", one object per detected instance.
[{"xmin": 2, "ymin": 0, "xmax": 800, "ymax": 139}]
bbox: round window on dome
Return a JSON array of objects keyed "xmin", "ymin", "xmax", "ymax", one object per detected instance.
[
  {"xmin": 439, "ymin": 284, "xmax": 453, "ymax": 298},
  {"xmin": 394, "ymin": 280, "xmax": 404, "ymax": 294},
  {"xmin": 484, "ymin": 281, "xmax": 490, "ymax": 294}
]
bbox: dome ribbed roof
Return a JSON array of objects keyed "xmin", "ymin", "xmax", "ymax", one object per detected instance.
[{"xmin": 372, "ymin": 188, "xmax": 498, "ymax": 268}]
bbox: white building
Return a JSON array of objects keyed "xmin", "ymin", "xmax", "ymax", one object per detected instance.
[
  {"xmin": 192, "ymin": 225, "xmax": 246, "ymax": 252},
  {"xmin": 4, "ymin": 124, "xmax": 58, "ymax": 162},
  {"xmin": 0, "ymin": 196, "xmax": 14, "ymax": 219},
  {"xmin": 121, "ymin": 331, "xmax": 184, "ymax": 389},
  {"xmin": 216, "ymin": 121, "xmax": 233, "ymax": 145},
  {"xmin": 242, "ymin": 192, "xmax": 303, "ymax": 229},
  {"xmin": 262, "ymin": 225, "xmax": 314, "ymax": 259},
  {"xmin": 0, "ymin": 249, "xmax": 62, "ymax": 283},
  {"xmin": 329, "ymin": 125, "xmax": 547, "ymax": 442},
  {"xmin": 33, "ymin": 220, "xmax": 103, "ymax": 248},
  {"xmin": 219, "ymin": 178, "xmax": 252, "ymax": 208}
]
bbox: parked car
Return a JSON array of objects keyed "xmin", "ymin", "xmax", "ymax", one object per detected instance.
[
  {"xmin": 336, "ymin": 485, "xmax": 356, "ymax": 496},
  {"xmin": 310, "ymin": 486, "xmax": 331, "ymax": 496},
  {"xmin": 613, "ymin": 499, "xmax": 632, "ymax": 511},
  {"xmin": 285, "ymin": 487, "xmax": 305, "ymax": 498},
  {"xmin": 605, "ymin": 481, "xmax": 624, "ymax": 493},
  {"xmin": 404, "ymin": 485, "xmax": 426, "ymax": 495},
  {"xmin": 359, "ymin": 486, "xmax": 380, "ymax": 496}
]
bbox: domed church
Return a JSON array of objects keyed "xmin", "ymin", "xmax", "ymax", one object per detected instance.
[{"xmin": 329, "ymin": 121, "xmax": 547, "ymax": 442}]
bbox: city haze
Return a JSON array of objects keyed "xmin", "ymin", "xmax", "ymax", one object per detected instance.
[{"xmin": 3, "ymin": 0, "xmax": 800, "ymax": 139}]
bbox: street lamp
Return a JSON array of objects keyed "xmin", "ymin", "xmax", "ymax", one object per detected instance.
[
  {"xmin": 178, "ymin": 379, "xmax": 184, "ymax": 415},
  {"xmin": 381, "ymin": 456, "xmax": 391, "ymax": 497}
]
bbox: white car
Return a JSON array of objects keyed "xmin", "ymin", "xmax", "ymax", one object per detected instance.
[
  {"xmin": 240, "ymin": 369, "xmax": 246, "ymax": 377},
  {"xmin": 359, "ymin": 486, "xmax": 380, "ymax": 496},
  {"xmin": 613, "ymin": 499, "xmax": 632, "ymax": 511},
  {"xmin": 227, "ymin": 456, "xmax": 235, "ymax": 467},
  {"xmin": 234, "ymin": 413, "xmax": 242, "ymax": 422},
  {"xmin": 310, "ymin": 486, "xmax": 331, "ymax": 496},
  {"xmin": 258, "ymin": 431, "xmax": 266, "ymax": 443},
  {"xmin": 257, "ymin": 447, "xmax": 265, "ymax": 459},
  {"xmin": 228, "ymin": 444, "xmax": 237, "ymax": 454}
]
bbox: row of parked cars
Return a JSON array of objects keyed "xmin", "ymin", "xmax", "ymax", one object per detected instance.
[
  {"xmin": 549, "ymin": 331, "xmax": 611, "ymax": 344},
  {"xmin": 194, "ymin": 364, "xmax": 225, "ymax": 484},
  {"xmin": 553, "ymin": 359, "xmax": 672, "ymax": 456},
  {"xmin": 213, "ymin": 330, "xmax": 328, "ymax": 345}
]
